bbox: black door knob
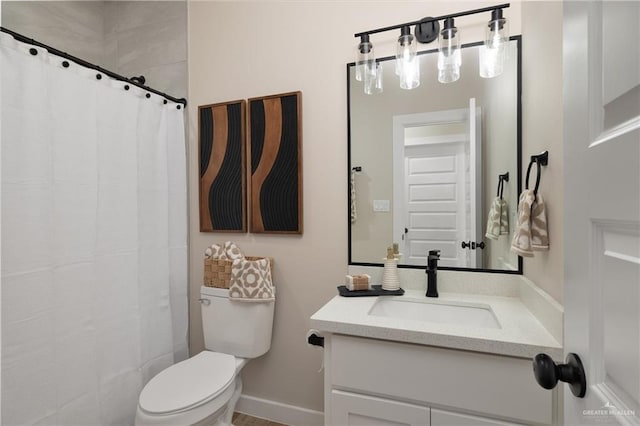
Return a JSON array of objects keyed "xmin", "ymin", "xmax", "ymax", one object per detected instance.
[
  {"xmin": 533, "ymin": 353, "xmax": 587, "ymax": 398},
  {"xmin": 461, "ymin": 241, "xmax": 470, "ymax": 249}
]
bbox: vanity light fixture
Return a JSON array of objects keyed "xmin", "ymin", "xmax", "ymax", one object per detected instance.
[
  {"xmin": 479, "ymin": 8, "xmax": 509, "ymax": 78},
  {"xmin": 353, "ymin": 3, "xmax": 510, "ymax": 94}
]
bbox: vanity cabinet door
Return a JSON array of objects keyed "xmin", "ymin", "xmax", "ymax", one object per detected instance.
[
  {"xmin": 331, "ymin": 390, "xmax": 430, "ymax": 426},
  {"xmin": 431, "ymin": 409, "xmax": 524, "ymax": 426}
]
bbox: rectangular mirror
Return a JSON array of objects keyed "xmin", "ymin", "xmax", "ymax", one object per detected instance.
[{"xmin": 348, "ymin": 37, "xmax": 522, "ymax": 273}]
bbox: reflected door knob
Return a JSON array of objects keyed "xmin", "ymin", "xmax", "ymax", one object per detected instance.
[{"xmin": 533, "ymin": 353, "xmax": 587, "ymax": 398}]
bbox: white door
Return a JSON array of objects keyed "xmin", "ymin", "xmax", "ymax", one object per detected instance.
[
  {"xmin": 404, "ymin": 142, "xmax": 467, "ymax": 267},
  {"xmin": 393, "ymin": 99, "xmax": 481, "ymax": 268},
  {"xmin": 562, "ymin": 1, "xmax": 640, "ymax": 424}
]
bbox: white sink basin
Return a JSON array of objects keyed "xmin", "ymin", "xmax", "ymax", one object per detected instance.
[{"xmin": 368, "ymin": 297, "xmax": 501, "ymax": 329}]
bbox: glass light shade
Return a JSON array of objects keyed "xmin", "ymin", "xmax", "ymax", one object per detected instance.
[
  {"xmin": 356, "ymin": 35, "xmax": 375, "ymax": 82},
  {"xmin": 396, "ymin": 28, "xmax": 420, "ymax": 89},
  {"xmin": 479, "ymin": 12, "xmax": 509, "ymax": 78},
  {"xmin": 438, "ymin": 19, "xmax": 461, "ymax": 84},
  {"xmin": 364, "ymin": 62, "xmax": 383, "ymax": 95},
  {"xmin": 399, "ymin": 56, "xmax": 420, "ymax": 90},
  {"xmin": 395, "ymin": 28, "xmax": 416, "ymax": 76}
]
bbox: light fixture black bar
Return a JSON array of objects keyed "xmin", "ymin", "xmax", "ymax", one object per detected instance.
[
  {"xmin": 0, "ymin": 26, "xmax": 187, "ymax": 106},
  {"xmin": 354, "ymin": 3, "xmax": 510, "ymax": 38}
]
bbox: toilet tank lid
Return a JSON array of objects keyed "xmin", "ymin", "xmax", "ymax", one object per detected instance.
[
  {"xmin": 139, "ymin": 351, "xmax": 236, "ymax": 414},
  {"xmin": 200, "ymin": 286, "xmax": 229, "ymax": 298}
]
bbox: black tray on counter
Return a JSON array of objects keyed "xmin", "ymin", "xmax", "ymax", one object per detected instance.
[{"xmin": 337, "ymin": 284, "xmax": 404, "ymax": 297}]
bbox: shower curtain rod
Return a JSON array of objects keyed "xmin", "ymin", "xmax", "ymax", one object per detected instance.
[{"xmin": 1, "ymin": 26, "xmax": 188, "ymax": 106}]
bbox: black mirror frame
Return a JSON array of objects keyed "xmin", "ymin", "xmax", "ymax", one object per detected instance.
[{"xmin": 347, "ymin": 36, "xmax": 523, "ymax": 275}]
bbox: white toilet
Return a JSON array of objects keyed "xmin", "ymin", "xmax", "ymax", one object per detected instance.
[{"xmin": 135, "ymin": 286, "xmax": 275, "ymax": 426}]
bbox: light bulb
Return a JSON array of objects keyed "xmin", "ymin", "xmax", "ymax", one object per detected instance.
[
  {"xmin": 396, "ymin": 26, "xmax": 420, "ymax": 89},
  {"xmin": 480, "ymin": 9, "xmax": 509, "ymax": 78}
]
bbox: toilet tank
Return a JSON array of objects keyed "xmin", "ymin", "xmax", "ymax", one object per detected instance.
[{"xmin": 200, "ymin": 286, "xmax": 275, "ymax": 358}]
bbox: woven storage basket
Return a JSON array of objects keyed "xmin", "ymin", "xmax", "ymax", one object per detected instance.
[{"xmin": 204, "ymin": 256, "xmax": 273, "ymax": 288}]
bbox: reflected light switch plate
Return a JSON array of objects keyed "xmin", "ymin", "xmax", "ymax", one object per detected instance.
[{"xmin": 373, "ymin": 200, "xmax": 390, "ymax": 212}]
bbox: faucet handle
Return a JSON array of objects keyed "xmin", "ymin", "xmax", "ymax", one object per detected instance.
[{"xmin": 428, "ymin": 249, "xmax": 441, "ymax": 259}]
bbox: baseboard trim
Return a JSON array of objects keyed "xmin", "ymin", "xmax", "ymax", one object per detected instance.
[{"xmin": 236, "ymin": 394, "xmax": 324, "ymax": 426}]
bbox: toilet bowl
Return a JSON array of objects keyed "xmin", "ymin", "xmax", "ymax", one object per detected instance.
[
  {"xmin": 136, "ymin": 352, "xmax": 247, "ymax": 426},
  {"xmin": 135, "ymin": 286, "xmax": 275, "ymax": 426}
]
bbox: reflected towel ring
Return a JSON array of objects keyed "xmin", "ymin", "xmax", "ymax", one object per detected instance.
[{"xmin": 497, "ymin": 172, "xmax": 509, "ymax": 199}]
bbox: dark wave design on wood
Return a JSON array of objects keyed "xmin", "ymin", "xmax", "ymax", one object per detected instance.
[
  {"xmin": 198, "ymin": 100, "xmax": 246, "ymax": 232},
  {"xmin": 249, "ymin": 92, "xmax": 302, "ymax": 234},
  {"xmin": 261, "ymin": 95, "xmax": 299, "ymax": 231}
]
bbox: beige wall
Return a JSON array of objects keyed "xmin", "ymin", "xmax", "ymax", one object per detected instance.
[
  {"xmin": 187, "ymin": 0, "xmax": 554, "ymax": 414},
  {"xmin": 521, "ymin": 1, "xmax": 564, "ymax": 303}
]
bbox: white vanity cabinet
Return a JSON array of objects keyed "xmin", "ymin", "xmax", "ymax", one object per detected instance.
[{"xmin": 324, "ymin": 334, "xmax": 557, "ymax": 426}]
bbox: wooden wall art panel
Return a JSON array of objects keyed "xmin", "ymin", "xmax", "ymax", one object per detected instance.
[
  {"xmin": 198, "ymin": 100, "xmax": 246, "ymax": 232},
  {"xmin": 248, "ymin": 92, "xmax": 303, "ymax": 234}
]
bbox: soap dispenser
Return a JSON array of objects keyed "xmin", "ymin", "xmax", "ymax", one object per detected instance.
[
  {"xmin": 382, "ymin": 246, "xmax": 401, "ymax": 291},
  {"xmin": 426, "ymin": 249, "xmax": 440, "ymax": 298}
]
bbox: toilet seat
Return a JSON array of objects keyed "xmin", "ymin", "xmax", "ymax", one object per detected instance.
[{"xmin": 139, "ymin": 351, "xmax": 237, "ymax": 415}]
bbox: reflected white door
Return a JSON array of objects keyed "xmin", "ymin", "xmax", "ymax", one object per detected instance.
[
  {"xmin": 404, "ymin": 142, "xmax": 466, "ymax": 267},
  {"xmin": 563, "ymin": 1, "xmax": 640, "ymax": 424},
  {"xmin": 393, "ymin": 99, "xmax": 481, "ymax": 268}
]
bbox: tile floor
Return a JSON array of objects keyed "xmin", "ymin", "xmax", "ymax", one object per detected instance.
[{"xmin": 232, "ymin": 412, "xmax": 287, "ymax": 426}]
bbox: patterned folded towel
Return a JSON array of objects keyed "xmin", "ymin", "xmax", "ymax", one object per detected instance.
[
  {"xmin": 485, "ymin": 197, "xmax": 509, "ymax": 240},
  {"xmin": 511, "ymin": 190, "xmax": 548, "ymax": 257},
  {"xmin": 204, "ymin": 241, "xmax": 244, "ymax": 260},
  {"xmin": 229, "ymin": 257, "xmax": 275, "ymax": 302},
  {"xmin": 530, "ymin": 194, "xmax": 549, "ymax": 251}
]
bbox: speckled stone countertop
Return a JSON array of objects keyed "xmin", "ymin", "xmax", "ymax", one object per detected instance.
[{"xmin": 310, "ymin": 289, "xmax": 562, "ymax": 359}]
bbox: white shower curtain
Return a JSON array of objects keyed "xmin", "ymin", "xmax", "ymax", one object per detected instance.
[{"xmin": 0, "ymin": 33, "xmax": 188, "ymax": 425}]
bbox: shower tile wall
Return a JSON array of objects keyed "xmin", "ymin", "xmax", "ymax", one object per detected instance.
[
  {"xmin": 103, "ymin": 1, "xmax": 187, "ymax": 98},
  {"xmin": 1, "ymin": 1, "xmax": 105, "ymax": 64},
  {"xmin": 1, "ymin": 1, "xmax": 187, "ymax": 98}
]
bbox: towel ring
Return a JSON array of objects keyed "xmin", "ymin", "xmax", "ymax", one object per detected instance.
[
  {"xmin": 525, "ymin": 160, "xmax": 541, "ymax": 195},
  {"xmin": 526, "ymin": 151, "xmax": 548, "ymax": 197}
]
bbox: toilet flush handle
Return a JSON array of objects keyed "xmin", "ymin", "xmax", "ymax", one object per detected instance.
[{"xmin": 198, "ymin": 298, "xmax": 211, "ymax": 306}]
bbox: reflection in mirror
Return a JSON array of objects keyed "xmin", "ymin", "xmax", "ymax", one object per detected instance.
[{"xmin": 349, "ymin": 38, "xmax": 522, "ymax": 273}]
